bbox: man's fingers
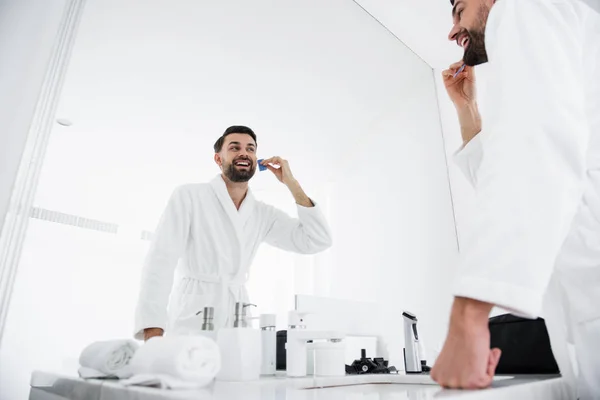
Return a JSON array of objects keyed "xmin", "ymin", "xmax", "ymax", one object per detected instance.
[
  {"xmin": 430, "ymin": 366, "xmax": 438, "ymax": 382},
  {"xmin": 487, "ymin": 348, "xmax": 502, "ymax": 378},
  {"xmin": 442, "ymin": 69, "xmax": 454, "ymax": 79},
  {"xmin": 261, "ymin": 156, "xmax": 284, "ymax": 165},
  {"xmin": 443, "ymin": 67, "xmax": 460, "ymax": 78},
  {"xmin": 492, "ymin": 348, "xmax": 502, "ymax": 364},
  {"xmin": 431, "ymin": 364, "xmax": 460, "ymax": 389},
  {"xmin": 432, "ymin": 364, "xmax": 497, "ymax": 390},
  {"xmin": 443, "ymin": 67, "xmax": 467, "ymax": 82},
  {"xmin": 265, "ymin": 163, "xmax": 281, "ymax": 170}
]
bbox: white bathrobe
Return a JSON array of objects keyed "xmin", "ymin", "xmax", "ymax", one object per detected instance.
[
  {"xmin": 134, "ymin": 175, "xmax": 332, "ymax": 339},
  {"xmin": 453, "ymin": 0, "xmax": 599, "ymax": 398}
]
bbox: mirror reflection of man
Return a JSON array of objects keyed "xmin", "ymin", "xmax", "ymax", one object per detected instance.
[
  {"xmin": 134, "ymin": 126, "xmax": 332, "ymax": 341},
  {"xmin": 432, "ymin": 0, "xmax": 600, "ymax": 397}
]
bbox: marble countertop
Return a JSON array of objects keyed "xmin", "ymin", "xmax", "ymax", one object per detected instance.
[{"xmin": 29, "ymin": 371, "xmax": 570, "ymax": 400}]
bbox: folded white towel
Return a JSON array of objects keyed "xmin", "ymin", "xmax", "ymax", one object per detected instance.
[
  {"xmin": 78, "ymin": 339, "xmax": 139, "ymax": 379},
  {"xmin": 122, "ymin": 335, "xmax": 221, "ymax": 389}
]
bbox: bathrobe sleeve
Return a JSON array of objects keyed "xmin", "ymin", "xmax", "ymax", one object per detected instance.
[
  {"xmin": 263, "ymin": 201, "xmax": 333, "ymax": 254},
  {"xmin": 452, "ymin": 0, "xmax": 589, "ymax": 317},
  {"xmin": 134, "ymin": 186, "xmax": 192, "ymax": 339}
]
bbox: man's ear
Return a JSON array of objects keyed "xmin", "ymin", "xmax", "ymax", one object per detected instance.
[{"xmin": 214, "ymin": 153, "xmax": 222, "ymax": 167}]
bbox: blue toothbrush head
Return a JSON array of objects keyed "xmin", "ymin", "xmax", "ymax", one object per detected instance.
[{"xmin": 257, "ymin": 159, "xmax": 267, "ymax": 171}]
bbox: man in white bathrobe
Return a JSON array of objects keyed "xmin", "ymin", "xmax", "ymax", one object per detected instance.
[
  {"xmin": 431, "ymin": 0, "xmax": 600, "ymax": 397},
  {"xmin": 134, "ymin": 126, "xmax": 332, "ymax": 341}
]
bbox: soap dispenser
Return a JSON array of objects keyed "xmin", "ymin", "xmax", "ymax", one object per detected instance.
[
  {"xmin": 233, "ymin": 302, "xmax": 256, "ymax": 327},
  {"xmin": 195, "ymin": 306, "xmax": 216, "ymax": 340},
  {"xmin": 216, "ymin": 302, "xmax": 262, "ymax": 382},
  {"xmin": 260, "ymin": 314, "xmax": 276, "ymax": 376}
]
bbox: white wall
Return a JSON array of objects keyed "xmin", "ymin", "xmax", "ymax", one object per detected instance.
[{"xmin": 0, "ymin": 0, "xmax": 67, "ymax": 235}]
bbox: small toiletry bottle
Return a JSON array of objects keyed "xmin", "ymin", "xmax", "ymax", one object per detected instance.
[{"xmin": 260, "ymin": 314, "xmax": 276, "ymax": 375}]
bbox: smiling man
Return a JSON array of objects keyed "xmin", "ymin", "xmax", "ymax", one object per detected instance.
[
  {"xmin": 134, "ymin": 125, "xmax": 332, "ymax": 341},
  {"xmin": 432, "ymin": 0, "xmax": 600, "ymax": 397}
]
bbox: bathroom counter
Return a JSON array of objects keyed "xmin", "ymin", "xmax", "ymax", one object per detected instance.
[{"xmin": 29, "ymin": 370, "xmax": 570, "ymax": 400}]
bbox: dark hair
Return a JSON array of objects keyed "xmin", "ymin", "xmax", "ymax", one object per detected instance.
[
  {"xmin": 450, "ymin": 0, "xmax": 454, "ymax": 4},
  {"xmin": 213, "ymin": 126, "xmax": 257, "ymax": 153}
]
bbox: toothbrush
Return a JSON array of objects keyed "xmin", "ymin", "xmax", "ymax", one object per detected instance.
[{"xmin": 453, "ymin": 64, "xmax": 466, "ymax": 78}]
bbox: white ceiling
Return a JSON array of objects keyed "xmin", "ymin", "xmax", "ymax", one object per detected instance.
[{"xmin": 355, "ymin": 0, "xmax": 463, "ymax": 69}]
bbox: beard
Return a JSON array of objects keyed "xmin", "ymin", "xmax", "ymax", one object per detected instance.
[
  {"xmin": 224, "ymin": 158, "xmax": 256, "ymax": 183},
  {"xmin": 462, "ymin": 5, "xmax": 490, "ymax": 66}
]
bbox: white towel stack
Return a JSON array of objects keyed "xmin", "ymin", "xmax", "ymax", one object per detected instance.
[
  {"xmin": 78, "ymin": 339, "xmax": 139, "ymax": 379},
  {"xmin": 121, "ymin": 335, "xmax": 221, "ymax": 390}
]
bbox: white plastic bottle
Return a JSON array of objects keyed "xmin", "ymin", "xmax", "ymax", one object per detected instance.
[{"xmin": 260, "ymin": 314, "xmax": 276, "ymax": 375}]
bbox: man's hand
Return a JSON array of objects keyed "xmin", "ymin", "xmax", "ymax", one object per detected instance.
[
  {"xmin": 143, "ymin": 327, "xmax": 164, "ymax": 341},
  {"xmin": 442, "ymin": 61, "xmax": 477, "ymax": 108},
  {"xmin": 431, "ymin": 297, "xmax": 502, "ymax": 389},
  {"xmin": 260, "ymin": 156, "xmax": 296, "ymax": 186},
  {"xmin": 442, "ymin": 61, "xmax": 482, "ymax": 145},
  {"xmin": 261, "ymin": 157, "xmax": 313, "ymax": 207}
]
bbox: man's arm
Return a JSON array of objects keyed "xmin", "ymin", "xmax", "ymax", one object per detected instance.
[
  {"xmin": 452, "ymin": 0, "xmax": 588, "ymax": 321},
  {"xmin": 260, "ymin": 156, "xmax": 313, "ymax": 208},
  {"xmin": 259, "ymin": 156, "xmax": 332, "ymax": 253},
  {"xmin": 287, "ymin": 179, "xmax": 314, "ymax": 208},
  {"xmin": 134, "ymin": 186, "xmax": 192, "ymax": 340},
  {"xmin": 432, "ymin": 0, "xmax": 588, "ymax": 389},
  {"xmin": 262, "ymin": 201, "xmax": 333, "ymax": 254},
  {"xmin": 456, "ymin": 102, "xmax": 481, "ymax": 146},
  {"xmin": 143, "ymin": 327, "xmax": 164, "ymax": 340},
  {"xmin": 441, "ymin": 60, "xmax": 482, "ymax": 147}
]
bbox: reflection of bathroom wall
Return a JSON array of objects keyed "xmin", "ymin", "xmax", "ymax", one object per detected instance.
[
  {"xmin": 0, "ymin": 3, "xmax": 78, "ymax": 399},
  {"xmin": 0, "ymin": 219, "xmax": 150, "ymax": 400},
  {"xmin": 1, "ymin": 0, "xmax": 458, "ymax": 398},
  {"xmin": 327, "ymin": 64, "xmax": 460, "ymax": 368},
  {"xmin": 0, "ymin": 188, "xmax": 312, "ymax": 399},
  {"xmin": 0, "ymin": 0, "xmax": 68, "ymax": 234}
]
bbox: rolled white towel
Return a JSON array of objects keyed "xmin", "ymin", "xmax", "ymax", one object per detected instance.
[
  {"xmin": 122, "ymin": 335, "xmax": 221, "ymax": 389},
  {"xmin": 78, "ymin": 339, "xmax": 139, "ymax": 379}
]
